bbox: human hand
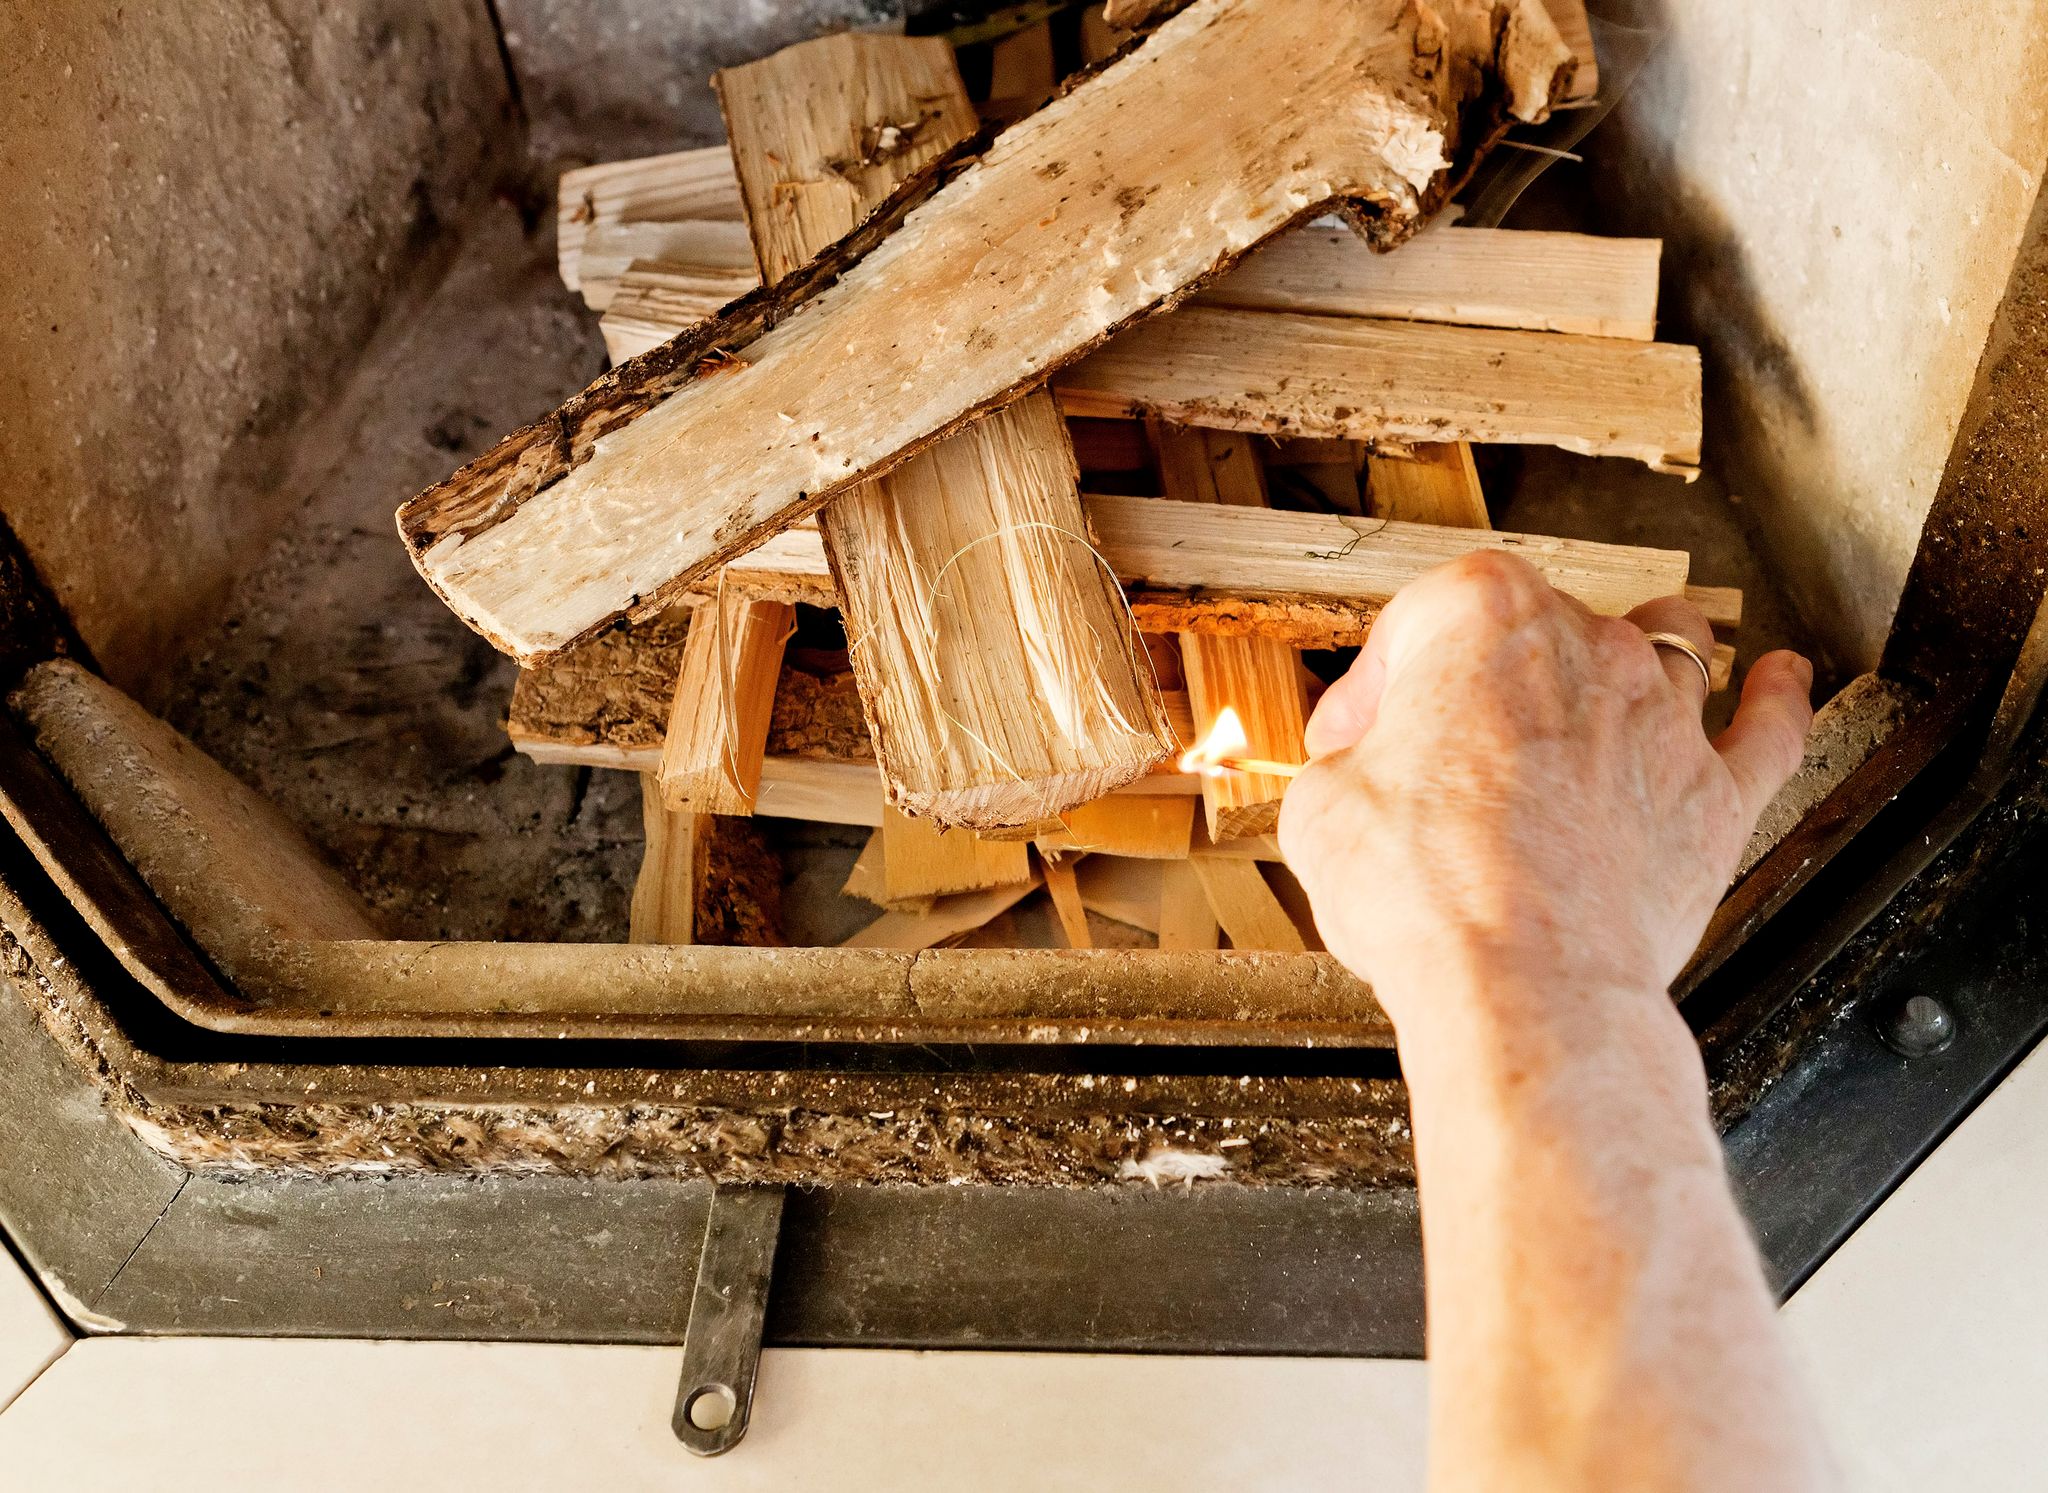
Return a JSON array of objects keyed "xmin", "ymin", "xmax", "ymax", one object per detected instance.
[{"xmin": 1277, "ymin": 552, "xmax": 1814, "ymax": 1031}]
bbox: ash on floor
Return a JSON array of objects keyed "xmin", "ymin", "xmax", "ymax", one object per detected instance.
[{"xmin": 161, "ymin": 196, "xmax": 644, "ymax": 944}]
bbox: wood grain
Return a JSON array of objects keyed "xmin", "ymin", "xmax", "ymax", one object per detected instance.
[
  {"xmin": 657, "ymin": 595, "xmax": 795, "ymax": 814},
  {"xmin": 1190, "ymin": 857, "xmax": 1306, "ymax": 953},
  {"xmin": 1200, "ymin": 224, "xmax": 1657, "ymax": 339},
  {"xmin": 596, "ymin": 221, "xmax": 1664, "ymax": 360},
  {"xmin": 1042, "ymin": 855, "xmax": 1093, "ymax": 948},
  {"xmin": 840, "ymin": 873, "xmax": 1045, "ymax": 950},
  {"xmin": 669, "ymin": 496, "xmax": 1693, "ymax": 623},
  {"xmin": 575, "ymin": 221, "xmax": 755, "ymax": 310},
  {"xmin": 629, "ymin": 776, "xmax": 704, "ymax": 944},
  {"xmin": 1089, "ymin": 496, "xmax": 1690, "ymax": 616},
  {"xmin": 1365, "ymin": 441, "xmax": 1490, "ymax": 528},
  {"xmin": 1036, "ymin": 795, "xmax": 1195, "ymax": 859},
  {"xmin": 556, "ymin": 146, "xmax": 744, "ymax": 293},
  {"xmin": 1158, "ymin": 859, "xmax": 1221, "ymax": 951},
  {"xmin": 1156, "ymin": 424, "xmax": 1306, "ymax": 842},
  {"xmin": 600, "ymin": 260, "xmax": 761, "ymax": 362},
  {"xmin": 401, "ymin": 0, "xmax": 1572, "ymax": 664},
  {"xmin": 879, "ymin": 805, "xmax": 1033, "ymax": 901},
  {"xmin": 1058, "ymin": 307, "xmax": 1701, "ymax": 472},
  {"xmin": 718, "ymin": 33, "xmax": 1171, "ymax": 829}
]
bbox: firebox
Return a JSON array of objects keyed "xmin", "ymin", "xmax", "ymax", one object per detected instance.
[{"xmin": 3, "ymin": 0, "xmax": 2047, "ymax": 1449}]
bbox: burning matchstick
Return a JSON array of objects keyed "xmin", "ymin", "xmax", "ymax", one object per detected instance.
[{"xmin": 1177, "ymin": 706, "xmax": 1307, "ymax": 780}]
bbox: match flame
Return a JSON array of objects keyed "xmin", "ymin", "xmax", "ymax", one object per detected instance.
[{"xmin": 1179, "ymin": 705, "xmax": 1250, "ymax": 775}]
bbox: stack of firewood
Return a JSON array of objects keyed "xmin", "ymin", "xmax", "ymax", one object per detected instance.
[{"xmin": 399, "ymin": 0, "xmax": 1739, "ymax": 954}]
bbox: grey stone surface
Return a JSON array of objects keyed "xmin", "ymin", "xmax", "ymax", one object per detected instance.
[
  {"xmin": 0, "ymin": 0, "xmax": 513, "ymax": 704},
  {"xmin": 1586, "ymin": 1, "xmax": 2048, "ymax": 672},
  {"xmin": 497, "ymin": 0, "xmax": 903, "ymax": 164},
  {"xmin": 156, "ymin": 203, "xmax": 645, "ymax": 943}
]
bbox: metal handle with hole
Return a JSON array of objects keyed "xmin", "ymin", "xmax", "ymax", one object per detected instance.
[{"xmin": 673, "ymin": 1185, "xmax": 787, "ymax": 1456}]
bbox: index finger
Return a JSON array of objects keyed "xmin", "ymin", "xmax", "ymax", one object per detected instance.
[{"xmin": 1302, "ymin": 550, "xmax": 1568, "ymax": 759}]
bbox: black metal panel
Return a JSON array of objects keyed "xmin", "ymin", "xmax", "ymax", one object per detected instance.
[
  {"xmin": 1728, "ymin": 816, "xmax": 2048, "ymax": 1295},
  {"xmin": 83, "ymin": 1166, "xmax": 1424, "ymax": 1354},
  {"xmin": 0, "ymin": 925, "xmax": 184, "ymax": 1312},
  {"xmin": 769, "ymin": 1183, "xmax": 1424, "ymax": 1356},
  {"xmin": 92, "ymin": 1170, "xmax": 714, "ymax": 1342}
]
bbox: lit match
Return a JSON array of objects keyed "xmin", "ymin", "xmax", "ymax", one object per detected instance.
[{"xmin": 1177, "ymin": 706, "xmax": 1307, "ymax": 780}]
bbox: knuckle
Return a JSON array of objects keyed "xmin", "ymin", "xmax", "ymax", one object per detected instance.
[
  {"xmin": 1437, "ymin": 550, "xmax": 1548, "ymax": 619},
  {"xmin": 1596, "ymin": 618, "xmax": 1662, "ymax": 684}
]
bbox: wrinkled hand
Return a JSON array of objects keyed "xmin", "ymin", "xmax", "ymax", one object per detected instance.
[{"xmin": 1278, "ymin": 552, "xmax": 1814, "ymax": 1027}]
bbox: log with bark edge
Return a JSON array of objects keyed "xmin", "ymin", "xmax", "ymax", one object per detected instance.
[
  {"xmin": 397, "ymin": 0, "xmax": 1574, "ymax": 666},
  {"xmin": 713, "ymin": 34, "xmax": 1176, "ymax": 828},
  {"xmin": 506, "ymin": 505, "xmax": 1705, "ymax": 771}
]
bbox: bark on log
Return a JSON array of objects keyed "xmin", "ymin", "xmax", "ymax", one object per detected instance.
[{"xmin": 399, "ymin": 0, "xmax": 1573, "ymax": 664}]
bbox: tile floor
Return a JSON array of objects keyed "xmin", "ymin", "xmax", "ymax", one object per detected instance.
[
  {"xmin": 0, "ymin": 1243, "xmax": 67, "ymax": 1415},
  {"xmin": 1, "ymin": 1035, "xmax": 2043, "ymax": 1489}
]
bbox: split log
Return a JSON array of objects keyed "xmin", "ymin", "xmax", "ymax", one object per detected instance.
[
  {"xmin": 657, "ymin": 594, "xmax": 795, "ymax": 814},
  {"xmin": 717, "ymin": 33, "xmax": 1171, "ymax": 829},
  {"xmin": 840, "ymin": 872, "xmax": 1045, "ymax": 950},
  {"xmin": 1090, "ymin": 495, "xmax": 1690, "ymax": 617},
  {"xmin": 1057, "ymin": 308, "xmax": 1701, "ymax": 472},
  {"xmin": 673, "ymin": 497, "xmax": 1693, "ymax": 623},
  {"xmin": 556, "ymin": 147, "xmax": 745, "ymax": 294},
  {"xmin": 1541, "ymin": 0, "xmax": 1599, "ymax": 102},
  {"xmin": 1035, "ymin": 795, "xmax": 1195, "ymax": 859},
  {"xmin": 843, "ymin": 828, "xmax": 931, "ymax": 913},
  {"xmin": 753, "ymin": 757, "xmax": 888, "ymax": 826},
  {"xmin": 1190, "ymin": 856, "xmax": 1307, "ymax": 953},
  {"xmin": 574, "ymin": 221, "xmax": 755, "ymax": 311},
  {"xmin": 1074, "ymin": 855, "xmax": 1164, "ymax": 933},
  {"xmin": 879, "ymin": 805, "xmax": 1033, "ymax": 901},
  {"xmin": 1155, "ymin": 424, "xmax": 1306, "ymax": 842},
  {"xmin": 1199, "ymin": 224, "xmax": 1658, "ymax": 339},
  {"xmin": 629, "ymin": 777, "xmax": 705, "ymax": 944},
  {"xmin": 1041, "ymin": 854, "xmax": 1094, "ymax": 948},
  {"xmin": 399, "ymin": 0, "xmax": 1574, "ymax": 665},
  {"xmin": 1689, "ymin": 584, "xmax": 1744, "ymax": 630},
  {"xmin": 600, "ymin": 260, "xmax": 761, "ymax": 361},
  {"xmin": 1158, "ymin": 859, "xmax": 1221, "ymax": 951},
  {"xmin": 595, "ymin": 220, "xmax": 1665, "ymax": 362},
  {"xmin": 1365, "ymin": 441, "xmax": 1490, "ymax": 528}
]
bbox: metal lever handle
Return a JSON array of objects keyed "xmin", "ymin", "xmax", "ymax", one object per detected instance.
[{"xmin": 672, "ymin": 1185, "xmax": 787, "ymax": 1456}]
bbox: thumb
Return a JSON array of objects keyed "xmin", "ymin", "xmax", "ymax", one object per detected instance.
[
  {"xmin": 1712, "ymin": 650, "xmax": 1816, "ymax": 825},
  {"xmin": 1304, "ymin": 647, "xmax": 1388, "ymax": 759}
]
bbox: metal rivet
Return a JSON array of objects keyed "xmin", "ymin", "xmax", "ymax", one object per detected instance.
[{"xmin": 1880, "ymin": 993, "xmax": 1957, "ymax": 1057}]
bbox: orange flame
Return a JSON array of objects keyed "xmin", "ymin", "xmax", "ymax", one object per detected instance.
[{"xmin": 1179, "ymin": 705, "xmax": 1250, "ymax": 776}]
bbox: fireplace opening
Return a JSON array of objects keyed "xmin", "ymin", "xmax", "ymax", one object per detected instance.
[{"xmin": 2, "ymin": 0, "xmax": 2044, "ymax": 1201}]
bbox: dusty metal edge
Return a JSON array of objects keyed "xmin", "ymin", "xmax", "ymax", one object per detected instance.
[
  {"xmin": 0, "ymin": 802, "xmax": 1417, "ymax": 1187},
  {"xmin": 0, "ymin": 680, "xmax": 1404, "ymax": 1050}
]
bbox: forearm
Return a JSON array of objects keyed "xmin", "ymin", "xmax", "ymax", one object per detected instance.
[{"xmin": 1394, "ymin": 975, "xmax": 1831, "ymax": 1493}]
